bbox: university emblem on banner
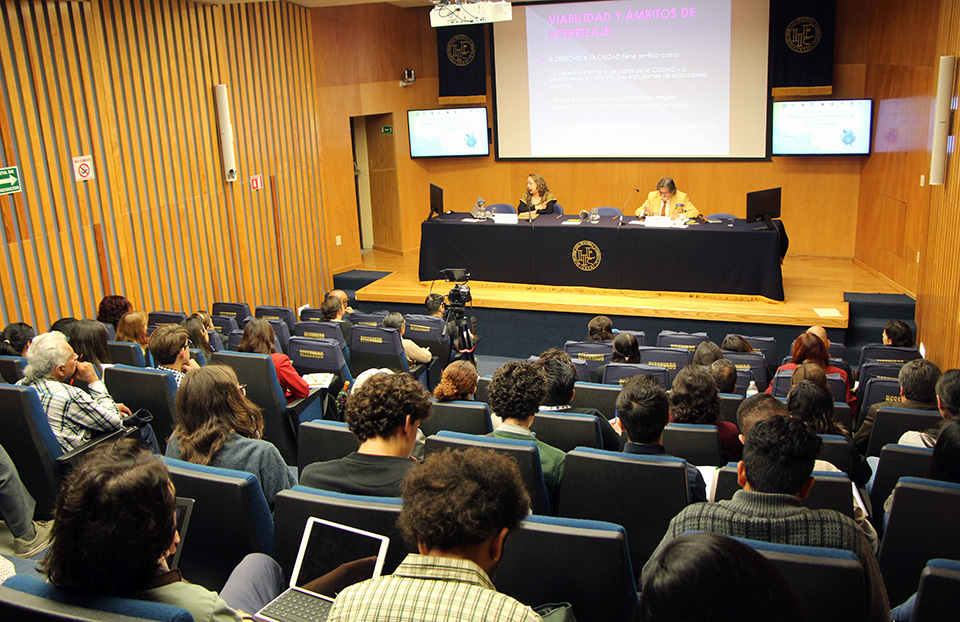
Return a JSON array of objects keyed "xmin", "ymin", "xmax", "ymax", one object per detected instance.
[
  {"xmin": 785, "ymin": 16, "xmax": 822, "ymax": 53},
  {"xmin": 447, "ymin": 34, "xmax": 477, "ymax": 66},
  {"xmin": 572, "ymin": 241, "xmax": 601, "ymax": 272}
]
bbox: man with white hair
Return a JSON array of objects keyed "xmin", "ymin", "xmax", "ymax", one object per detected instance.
[{"xmin": 16, "ymin": 332, "xmax": 155, "ymax": 452}]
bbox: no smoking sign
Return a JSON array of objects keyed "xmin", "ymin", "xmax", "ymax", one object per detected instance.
[{"xmin": 72, "ymin": 155, "xmax": 95, "ymax": 182}]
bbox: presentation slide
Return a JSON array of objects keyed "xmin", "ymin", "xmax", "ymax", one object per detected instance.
[
  {"xmin": 772, "ymin": 100, "xmax": 873, "ymax": 155},
  {"xmin": 408, "ymin": 108, "xmax": 490, "ymax": 158},
  {"xmin": 493, "ymin": 0, "xmax": 770, "ymax": 159}
]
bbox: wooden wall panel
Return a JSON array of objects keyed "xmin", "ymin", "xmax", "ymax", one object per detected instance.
[{"xmin": 0, "ymin": 0, "xmax": 327, "ymax": 329}]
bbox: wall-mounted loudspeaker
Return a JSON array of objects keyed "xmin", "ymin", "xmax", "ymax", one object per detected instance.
[
  {"xmin": 930, "ymin": 56, "xmax": 956, "ymax": 186},
  {"xmin": 214, "ymin": 84, "xmax": 238, "ymax": 183}
]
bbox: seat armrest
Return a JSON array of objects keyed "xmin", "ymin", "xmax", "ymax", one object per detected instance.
[
  {"xmin": 287, "ymin": 386, "xmax": 323, "ymax": 416},
  {"xmin": 54, "ymin": 427, "xmax": 140, "ymax": 475}
]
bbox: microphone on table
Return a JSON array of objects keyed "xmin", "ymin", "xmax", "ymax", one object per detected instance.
[{"xmin": 579, "ymin": 210, "xmax": 589, "ymax": 222}]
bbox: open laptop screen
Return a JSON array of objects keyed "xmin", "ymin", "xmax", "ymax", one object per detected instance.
[{"xmin": 291, "ymin": 518, "xmax": 389, "ymax": 595}]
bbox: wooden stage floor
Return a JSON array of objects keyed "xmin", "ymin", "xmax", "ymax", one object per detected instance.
[{"xmin": 356, "ymin": 251, "xmax": 906, "ymax": 329}]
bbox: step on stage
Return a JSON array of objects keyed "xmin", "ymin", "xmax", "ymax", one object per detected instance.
[{"xmin": 355, "ymin": 251, "xmax": 905, "ymax": 330}]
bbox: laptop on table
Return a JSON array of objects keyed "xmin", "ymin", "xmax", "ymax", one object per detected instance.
[{"xmin": 256, "ymin": 517, "xmax": 390, "ymax": 622}]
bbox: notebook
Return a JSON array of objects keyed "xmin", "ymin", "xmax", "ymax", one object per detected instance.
[
  {"xmin": 167, "ymin": 497, "xmax": 194, "ymax": 570},
  {"xmin": 255, "ymin": 517, "xmax": 390, "ymax": 622}
]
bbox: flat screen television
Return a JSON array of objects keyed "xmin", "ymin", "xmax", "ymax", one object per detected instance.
[
  {"xmin": 408, "ymin": 108, "xmax": 490, "ymax": 158},
  {"xmin": 429, "ymin": 183, "xmax": 443, "ymax": 220},
  {"xmin": 772, "ymin": 99, "xmax": 873, "ymax": 156},
  {"xmin": 746, "ymin": 187, "xmax": 781, "ymax": 230}
]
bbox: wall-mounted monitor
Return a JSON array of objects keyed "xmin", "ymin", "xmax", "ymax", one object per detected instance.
[
  {"xmin": 772, "ymin": 99, "xmax": 873, "ymax": 156},
  {"xmin": 408, "ymin": 108, "xmax": 490, "ymax": 158}
]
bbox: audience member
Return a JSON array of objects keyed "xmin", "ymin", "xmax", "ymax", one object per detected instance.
[
  {"xmin": 320, "ymin": 294, "xmax": 346, "ymax": 321},
  {"xmin": 43, "ymin": 439, "xmax": 285, "ymax": 619},
  {"xmin": 166, "ymin": 365, "xmax": 295, "ymax": 507},
  {"xmin": 382, "ymin": 312, "xmax": 432, "ymax": 364},
  {"xmin": 639, "ymin": 532, "xmax": 808, "ymax": 622},
  {"xmin": 612, "ymin": 332, "xmax": 642, "ymax": 363},
  {"xmin": 720, "ymin": 334, "xmax": 753, "ymax": 353},
  {"xmin": 617, "ymin": 376, "xmax": 707, "ymax": 502},
  {"xmin": 424, "ymin": 293, "xmax": 445, "ymax": 318},
  {"xmin": 237, "ymin": 318, "xmax": 309, "ymax": 402},
  {"xmin": 327, "ymin": 447, "xmax": 539, "ymax": 622},
  {"xmin": 49, "ymin": 318, "xmax": 78, "ymax": 340},
  {"xmin": 709, "ymin": 358, "xmax": 738, "ymax": 394},
  {"xmin": 806, "ymin": 325, "xmax": 854, "ymax": 389},
  {"xmin": 489, "ymin": 360, "xmax": 564, "ymax": 506},
  {"xmin": 587, "ymin": 315, "xmax": 614, "ymax": 341},
  {"xmin": 433, "ymin": 360, "xmax": 478, "ymax": 402},
  {"xmin": 68, "ymin": 319, "xmax": 113, "ymax": 379},
  {"xmin": 0, "ymin": 443, "xmax": 53, "ymax": 557},
  {"xmin": 768, "ymin": 332, "xmax": 852, "ymax": 404},
  {"xmin": 182, "ymin": 314, "xmax": 213, "ymax": 359},
  {"xmin": 883, "ymin": 320, "xmax": 915, "ymax": 348},
  {"xmin": 536, "ymin": 357, "xmax": 621, "ymax": 451},
  {"xmin": 327, "ymin": 289, "xmax": 355, "ymax": 315},
  {"xmin": 898, "ymin": 368, "xmax": 960, "ymax": 448},
  {"xmin": 1, "ymin": 321, "xmax": 34, "ymax": 357},
  {"xmin": 788, "ymin": 381, "xmax": 871, "ymax": 487},
  {"xmin": 853, "ymin": 359, "xmax": 941, "ymax": 453},
  {"xmin": 736, "ymin": 393, "xmax": 788, "ymax": 441},
  {"xmin": 148, "ymin": 325, "xmax": 200, "ymax": 387},
  {"xmin": 17, "ymin": 332, "xmax": 156, "ymax": 452},
  {"xmin": 300, "ymin": 371, "xmax": 430, "ymax": 496},
  {"xmin": 116, "ymin": 311, "xmax": 150, "ymax": 358},
  {"xmin": 96, "ymin": 295, "xmax": 132, "ymax": 329},
  {"xmin": 692, "ymin": 340, "xmax": 722, "ymax": 366},
  {"xmin": 670, "ymin": 365, "xmax": 741, "ymax": 461},
  {"xmin": 641, "ymin": 416, "xmax": 889, "ymax": 622},
  {"xmin": 790, "ymin": 361, "xmax": 827, "ymax": 388}
]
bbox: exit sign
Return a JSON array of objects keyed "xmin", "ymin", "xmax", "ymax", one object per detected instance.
[{"xmin": 380, "ymin": 125, "xmax": 394, "ymax": 135}]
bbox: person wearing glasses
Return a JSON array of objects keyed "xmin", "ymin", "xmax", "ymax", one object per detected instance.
[
  {"xmin": 148, "ymin": 325, "xmax": 201, "ymax": 387},
  {"xmin": 636, "ymin": 177, "xmax": 700, "ymax": 221}
]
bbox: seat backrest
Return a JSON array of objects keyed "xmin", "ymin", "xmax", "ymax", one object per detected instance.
[
  {"xmin": 103, "ymin": 365, "xmax": 178, "ymax": 449},
  {"xmin": 637, "ymin": 347, "xmax": 692, "ymax": 383},
  {"xmin": 722, "ymin": 351, "xmax": 768, "ymax": 389},
  {"xmin": 299, "ymin": 307, "xmax": 326, "ymax": 323},
  {"xmin": 818, "ymin": 433, "xmax": 853, "ymax": 475},
  {"xmin": 530, "ymin": 412, "xmax": 602, "ymax": 452},
  {"xmin": 293, "ymin": 321, "xmax": 347, "ymax": 349},
  {"xmin": 273, "ymin": 487, "xmax": 409, "ymax": 580},
  {"xmin": 879, "ymin": 477, "xmax": 960, "ymax": 605},
  {"xmin": 348, "ymin": 310, "xmax": 388, "ymax": 326},
  {"xmin": 0, "ymin": 575, "xmax": 192, "ymax": 622},
  {"xmin": 737, "ymin": 334, "xmax": 778, "ymax": 368},
  {"xmin": 147, "ymin": 311, "xmax": 186, "ymax": 326},
  {"xmin": 662, "ymin": 423, "xmax": 723, "ymax": 466},
  {"xmin": 737, "ymin": 537, "xmax": 865, "ymax": 622},
  {"xmin": 348, "ymin": 325, "xmax": 408, "ymax": 376},
  {"xmin": 494, "ymin": 515, "xmax": 639, "ymax": 622},
  {"xmin": 868, "ymin": 444, "xmax": 933, "ymax": 534},
  {"xmin": 714, "ymin": 466, "xmax": 854, "ymax": 517},
  {"xmin": 0, "ymin": 384, "xmax": 63, "ymax": 518},
  {"xmin": 488, "ymin": 202, "xmax": 516, "ymax": 214},
  {"xmin": 595, "ymin": 206, "xmax": 622, "ymax": 217},
  {"xmin": 165, "ymin": 459, "xmax": 274, "ymax": 592},
  {"xmin": 825, "ymin": 373, "xmax": 846, "ymax": 403},
  {"xmin": 833, "ymin": 402, "xmax": 853, "ymax": 430},
  {"xmin": 570, "ymin": 358, "xmax": 590, "ymax": 382},
  {"xmin": 769, "ymin": 368, "xmax": 793, "ymax": 397},
  {"xmin": 616, "ymin": 329, "xmax": 646, "ymax": 346},
  {"xmin": 913, "ymin": 558, "xmax": 960, "ymax": 622},
  {"xmin": 718, "ymin": 393, "xmax": 743, "ymax": 425},
  {"xmin": 264, "ymin": 318, "xmax": 291, "ymax": 353},
  {"xmin": 209, "ymin": 351, "xmax": 297, "ymax": 465},
  {"xmin": 570, "ymin": 381, "xmax": 620, "ymax": 420},
  {"xmin": 475, "ymin": 375, "xmax": 492, "ymax": 403},
  {"xmin": 210, "ymin": 315, "xmax": 239, "ymax": 345},
  {"xmin": 211, "ymin": 302, "xmax": 251, "ymax": 322},
  {"xmin": 402, "ymin": 314, "xmax": 446, "ymax": 341},
  {"xmin": 425, "ymin": 432, "xmax": 551, "ymax": 515},
  {"xmin": 601, "ymin": 363, "xmax": 669, "ymax": 388},
  {"xmin": 855, "ymin": 361, "xmax": 905, "ymax": 403},
  {"xmin": 733, "ymin": 367, "xmax": 754, "ymax": 396},
  {"xmin": 656, "ymin": 330, "xmax": 708, "ymax": 352},
  {"xmin": 106, "ymin": 342, "xmax": 146, "ymax": 368},
  {"xmin": 865, "ymin": 407, "xmax": 942, "ymax": 457},
  {"xmin": 858, "ymin": 343, "xmax": 922, "ymax": 368},
  {"xmin": 558, "ymin": 447, "xmax": 689, "ymax": 580},
  {"xmin": 188, "ymin": 349, "xmax": 206, "ymax": 366},
  {"xmin": 255, "ymin": 305, "xmax": 297, "ymax": 332},
  {"xmin": 861, "ymin": 377, "xmax": 903, "ymax": 415},
  {"xmin": 564, "ymin": 340, "xmax": 613, "ymax": 380},
  {"xmin": 828, "ymin": 341, "xmax": 848, "ymax": 361},
  {"xmin": 287, "ymin": 337, "xmax": 348, "ymax": 377},
  {"xmin": 0, "ymin": 355, "xmax": 27, "ymax": 383},
  {"xmin": 420, "ymin": 400, "xmax": 493, "ymax": 437},
  {"xmin": 296, "ymin": 420, "xmax": 360, "ymax": 475}
]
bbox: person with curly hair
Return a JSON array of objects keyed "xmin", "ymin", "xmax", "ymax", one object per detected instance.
[
  {"xmin": 433, "ymin": 360, "xmax": 479, "ymax": 402},
  {"xmin": 327, "ymin": 447, "xmax": 539, "ymax": 622},
  {"xmin": 670, "ymin": 365, "xmax": 741, "ymax": 462},
  {"xmin": 489, "ymin": 360, "xmax": 565, "ymax": 506},
  {"xmin": 43, "ymin": 439, "xmax": 286, "ymax": 620},
  {"xmin": 166, "ymin": 365, "xmax": 295, "ymax": 507},
  {"xmin": 96, "ymin": 295, "xmax": 133, "ymax": 329},
  {"xmin": 300, "ymin": 371, "xmax": 432, "ymax": 496},
  {"xmin": 518, "ymin": 172, "xmax": 558, "ymax": 216}
]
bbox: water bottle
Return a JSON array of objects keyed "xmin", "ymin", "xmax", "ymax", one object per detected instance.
[
  {"xmin": 589, "ymin": 207, "xmax": 600, "ymax": 223},
  {"xmin": 746, "ymin": 380, "xmax": 758, "ymax": 397}
]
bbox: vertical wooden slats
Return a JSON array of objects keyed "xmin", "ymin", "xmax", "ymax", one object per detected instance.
[{"xmin": 0, "ymin": 0, "xmax": 326, "ymax": 329}]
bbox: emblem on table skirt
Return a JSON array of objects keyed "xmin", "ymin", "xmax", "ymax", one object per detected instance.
[{"xmin": 572, "ymin": 240, "xmax": 601, "ymax": 271}]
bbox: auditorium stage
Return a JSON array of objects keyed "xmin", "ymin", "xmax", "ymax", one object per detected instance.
[{"xmin": 354, "ymin": 250, "xmax": 905, "ymax": 330}]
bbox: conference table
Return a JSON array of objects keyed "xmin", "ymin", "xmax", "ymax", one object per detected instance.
[{"xmin": 418, "ymin": 212, "xmax": 785, "ymax": 301}]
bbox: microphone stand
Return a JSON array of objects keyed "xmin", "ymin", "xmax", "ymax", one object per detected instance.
[{"xmin": 619, "ymin": 188, "xmax": 639, "ymax": 225}]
